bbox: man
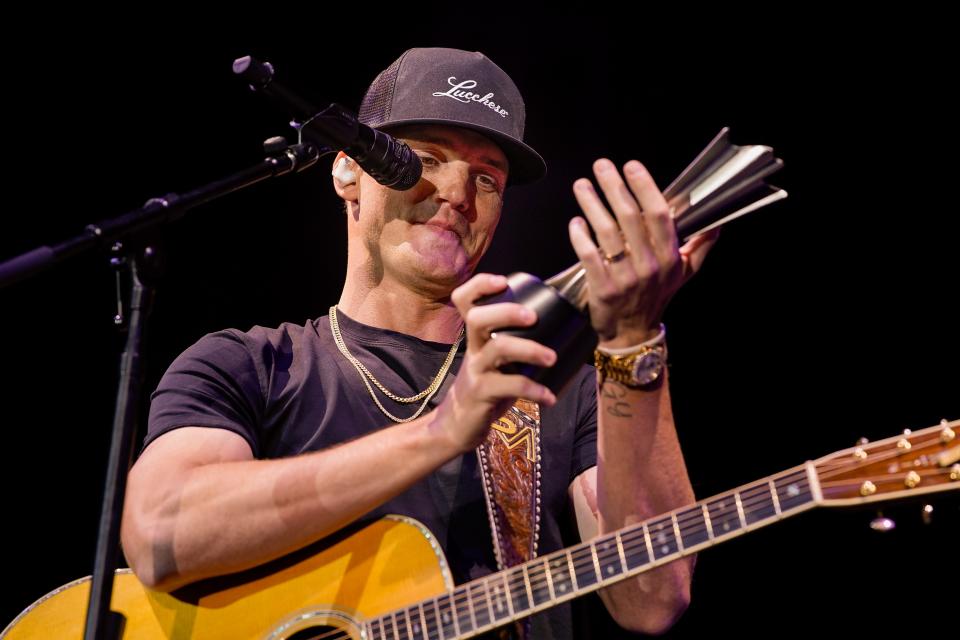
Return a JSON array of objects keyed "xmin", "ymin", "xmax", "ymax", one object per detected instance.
[{"xmin": 121, "ymin": 47, "xmax": 717, "ymax": 637}]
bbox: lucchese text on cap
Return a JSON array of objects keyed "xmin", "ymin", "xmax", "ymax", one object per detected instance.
[{"xmin": 433, "ymin": 78, "xmax": 509, "ymax": 117}]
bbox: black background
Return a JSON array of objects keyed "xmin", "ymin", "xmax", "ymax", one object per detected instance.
[{"xmin": 2, "ymin": 10, "xmax": 957, "ymax": 637}]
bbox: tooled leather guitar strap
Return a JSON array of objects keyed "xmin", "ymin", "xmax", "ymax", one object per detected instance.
[{"xmin": 476, "ymin": 398, "xmax": 542, "ymax": 640}]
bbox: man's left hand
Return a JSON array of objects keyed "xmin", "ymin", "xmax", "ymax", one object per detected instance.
[{"xmin": 568, "ymin": 158, "xmax": 718, "ymax": 349}]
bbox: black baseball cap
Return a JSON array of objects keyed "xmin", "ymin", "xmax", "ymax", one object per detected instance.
[{"xmin": 358, "ymin": 47, "xmax": 546, "ymax": 185}]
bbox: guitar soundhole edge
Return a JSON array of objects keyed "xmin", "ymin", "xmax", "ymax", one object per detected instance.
[{"xmin": 287, "ymin": 625, "xmax": 350, "ymax": 640}]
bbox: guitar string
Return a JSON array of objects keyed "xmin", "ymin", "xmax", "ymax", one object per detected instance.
[
  {"xmin": 363, "ymin": 474, "xmax": 815, "ymax": 639},
  {"xmin": 363, "ymin": 469, "xmax": 953, "ymax": 640},
  {"xmin": 366, "ymin": 468, "xmax": 908, "ymax": 640},
  {"xmin": 361, "ymin": 477, "xmax": 817, "ymax": 640},
  {"xmin": 816, "ymin": 434, "xmax": 948, "ymax": 481},
  {"xmin": 299, "ymin": 627, "xmax": 350, "ymax": 640},
  {"xmin": 538, "ymin": 468, "xmax": 953, "ymax": 594},
  {"xmin": 356, "ymin": 430, "xmax": 954, "ymax": 639}
]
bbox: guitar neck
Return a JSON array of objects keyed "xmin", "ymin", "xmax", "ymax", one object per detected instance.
[{"xmin": 364, "ymin": 464, "xmax": 819, "ymax": 640}]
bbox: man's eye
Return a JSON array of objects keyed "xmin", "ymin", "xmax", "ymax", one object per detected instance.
[
  {"xmin": 418, "ymin": 155, "xmax": 440, "ymax": 167},
  {"xmin": 476, "ymin": 174, "xmax": 501, "ymax": 192}
]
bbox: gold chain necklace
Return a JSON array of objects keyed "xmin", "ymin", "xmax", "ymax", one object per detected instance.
[{"xmin": 329, "ymin": 305, "xmax": 464, "ymax": 423}]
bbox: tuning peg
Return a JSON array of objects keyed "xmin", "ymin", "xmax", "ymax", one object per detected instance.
[
  {"xmin": 857, "ymin": 437, "xmax": 869, "ymax": 445},
  {"xmin": 922, "ymin": 504, "xmax": 933, "ymax": 525},
  {"xmin": 940, "ymin": 419, "xmax": 956, "ymax": 443},
  {"xmin": 869, "ymin": 511, "xmax": 895, "ymax": 532}
]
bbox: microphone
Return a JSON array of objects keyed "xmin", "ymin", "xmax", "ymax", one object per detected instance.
[
  {"xmin": 300, "ymin": 103, "xmax": 423, "ymax": 191},
  {"xmin": 233, "ymin": 55, "xmax": 422, "ymax": 190}
]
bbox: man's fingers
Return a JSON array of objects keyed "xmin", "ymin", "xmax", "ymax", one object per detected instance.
[
  {"xmin": 573, "ymin": 175, "xmax": 626, "ymax": 258},
  {"xmin": 464, "ymin": 302, "xmax": 536, "ymax": 348},
  {"xmin": 477, "ymin": 372, "xmax": 558, "ymax": 407},
  {"xmin": 451, "ymin": 273, "xmax": 508, "ymax": 316},
  {"xmin": 622, "ymin": 161, "xmax": 677, "ymax": 263},
  {"xmin": 474, "ymin": 333, "xmax": 556, "ymax": 372}
]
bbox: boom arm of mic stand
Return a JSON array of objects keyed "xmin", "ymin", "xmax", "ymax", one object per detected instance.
[{"xmin": 0, "ymin": 141, "xmax": 319, "ymax": 290}]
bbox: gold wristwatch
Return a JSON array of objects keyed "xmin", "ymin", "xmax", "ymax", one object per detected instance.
[{"xmin": 594, "ymin": 344, "xmax": 666, "ymax": 388}]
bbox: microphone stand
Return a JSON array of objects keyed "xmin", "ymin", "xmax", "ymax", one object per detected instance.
[{"xmin": 0, "ymin": 137, "xmax": 319, "ymax": 640}]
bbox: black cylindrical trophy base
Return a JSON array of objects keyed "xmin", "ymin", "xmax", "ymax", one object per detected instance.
[{"xmin": 479, "ymin": 272, "xmax": 597, "ymax": 394}]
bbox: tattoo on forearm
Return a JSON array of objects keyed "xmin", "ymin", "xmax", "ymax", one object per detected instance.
[{"xmin": 600, "ymin": 380, "xmax": 633, "ymax": 418}]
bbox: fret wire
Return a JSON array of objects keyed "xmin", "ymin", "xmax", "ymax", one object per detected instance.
[
  {"xmin": 433, "ymin": 598, "xmax": 446, "ymax": 640},
  {"xmin": 526, "ymin": 559, "xmax": 552, "ymax": 605},
  {"xmin": 449, "ymin": 593, "xmax": 462, "ymax": 638},
  {"xmin": 506, "ymin": 567, "xmax": 530, "ymax": 613},
  {"xmin": 566, "ymin": 550, "xmax": 579, "ymax": 591},
  {"xmin": 494, "ymin": 573, "xmax": 513, "ymax": 618},
  {"xmin": 615, "ymin": 532, "xmax": 628, "ymax": 572},
  {"xmin": 670, "ymin": 513, "xmax": 684, "ymax": 553},
  {"xmin": 465, "ymin": 583, "xmax": 478, "ymax": 632},
  {"xmin": 702, "ymin": 503, "xmax": 714, "ymax": 539},
  {"xmin": 642, "ymin": 523, "xmax": 655, "ymax": 563},
  {"xmin": 552, "ymin": 555, "xmax": 575, "ymax": 597},
  {"xmin": 482, "ymin": 579, "xmax": 496, "ymax": 624},
  {"xmin": 734, "ymin": 490, "xmax": 753, "ymax": 519},
  {"xmin": 522, "ymin": 563, "xmax": 535, "ymax": 608},
  {"xmin": 594, "ymin": 538, "xmax": 620, "ymax": 578},
  {"xmin": 543, "ymin": 558, "xmax": 556, "ymax": 601},
  {"xmin": 590, "ymin": 540, "xmax": 604, "ymax": 582},
  {"xmin": 620, "ymin": 528, "xmax": 650, "ymax": 567},
  {"xmin": 468, "ymin": 582, "xmax": 490, "ymax": 629},
  {"xmin": 487, "ymin": 575, "xmax": 508, "ymax": 620},
  {"xmin": 391, "ymin": 611, "xmax": 400, "ymax": 640},
  {"xmin": 419, "ymin": 603, "xmax": 431, "ymax": 640},
  {"xmin": 570, "ymin": 545, "xmax": 598, "ymax": 588}
]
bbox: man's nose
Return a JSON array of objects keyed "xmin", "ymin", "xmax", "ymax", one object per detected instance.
[{"xmin": 432, "ymin": 161, "xmax": 472, "ymax": 212}]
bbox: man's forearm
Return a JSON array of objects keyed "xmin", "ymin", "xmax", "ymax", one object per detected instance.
[{"xmin": 595, "ymin": 371, "xmax": 697, "ymax": 634}]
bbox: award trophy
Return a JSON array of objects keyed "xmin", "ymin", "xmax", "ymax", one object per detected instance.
[{"xmin": 486, "ymin": 128, "xmax": 787, "ymax": 392}]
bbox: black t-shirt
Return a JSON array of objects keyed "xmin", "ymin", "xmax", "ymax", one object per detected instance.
[{"xmin": 146, "ymin": 310, "xmax": 600, "ymax": 638}]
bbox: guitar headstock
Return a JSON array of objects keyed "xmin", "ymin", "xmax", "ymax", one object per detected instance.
[{"xmin": 813, "ymin": 419, "xmax": 960, "ymax": 506}]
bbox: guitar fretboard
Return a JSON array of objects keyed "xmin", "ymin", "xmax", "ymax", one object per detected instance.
[{"xmin": 365, "ymin": 465, "xmax": 816, "ymax": 640}]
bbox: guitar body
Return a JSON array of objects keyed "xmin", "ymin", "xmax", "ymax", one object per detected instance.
[
  {"xmin": 2, "ymin": 515, "xmax": 453, "ymax": 640},
  {"xmin": 6, "ymin": 420, "xmax": 957, "ymax": 639}
]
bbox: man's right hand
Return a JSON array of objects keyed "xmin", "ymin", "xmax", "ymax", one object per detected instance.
[{"xmin": 434, "ymin": 273, "xmax": 558, "ymax": 453}]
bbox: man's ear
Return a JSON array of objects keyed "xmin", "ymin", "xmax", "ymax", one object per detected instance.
[{"xmin": 331, "ymin": 152, "xmax": 359, "ymax": 204}]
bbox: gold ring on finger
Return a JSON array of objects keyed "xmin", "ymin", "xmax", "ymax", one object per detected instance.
[{"xmin": 603, "ymin": 248, "xmax": 629, "ymax": 264}]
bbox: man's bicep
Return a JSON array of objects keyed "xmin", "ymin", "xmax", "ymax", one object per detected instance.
[
  {"xmin": 568, "ymin": 465, "xmax": 599, "ymax": 542},
  {"xmin": 136, "ymin": 426, "xmax": 254, "ymax": 473},
  {"xmin": 128, "ymin": 427, "xmax": 254, "ymax": 513}
]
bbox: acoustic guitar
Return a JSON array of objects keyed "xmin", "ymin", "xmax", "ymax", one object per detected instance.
[{"xmin": 4, "ymin": 419, "xmax": 958, "ymax": 639}]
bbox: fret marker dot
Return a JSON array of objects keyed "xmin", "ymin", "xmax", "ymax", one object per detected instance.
[
  {"xmin": 413, "ymin": 623, "xmax": 420, "ymax": 634},
  {"xmin": 497, "ymin": 600, "xmax": 504, "ymax": 612},
  {"xmin": 607, "ymin": 565, "xmax": 614, "ymax": 574},
  {"xmin": 723, "ymin": 522, "xmax": 730, "ymax": 531},
  {"xmin": 661, "ymin": 545, "xmax": 670, "ymax": 555},
  {"xmin": 787, "ymin": 484, "xmax": 800, "ymax": 497},
  {"xmin": 560, "ymin": 584, "xmax": 566, "ymax": 591},
  {"xmin": 443, "ymin": 613, "xmax": 451, "ymax": 623}
]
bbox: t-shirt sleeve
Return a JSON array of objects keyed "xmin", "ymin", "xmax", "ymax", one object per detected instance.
[
  {"xmin": 570, "ymin": 364, "xmax": 598, "ymax": 481},
  {"xmin": 145, "ymin": 330, "xmax": 265, "ymax": 456}
]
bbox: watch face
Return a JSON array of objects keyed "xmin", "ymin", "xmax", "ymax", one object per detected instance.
[{"xmin": 631, "ymin": 349, "xmax": 665, "ymax": 385}]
